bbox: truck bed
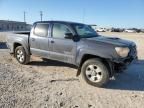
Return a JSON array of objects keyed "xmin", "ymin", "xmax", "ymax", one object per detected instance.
[{"xmin": 6, "ymin": 31, "xmax": 30, "ymax": 54}]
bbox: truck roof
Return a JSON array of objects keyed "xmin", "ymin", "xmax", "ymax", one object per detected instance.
[{"xmin": 34, "ymin": 21, "xmax": 84, "ymax": 25}]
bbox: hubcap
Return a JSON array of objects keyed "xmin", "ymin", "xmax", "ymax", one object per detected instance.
[
  {"xmin": 85, "ymin": 64, "xmax": 103, "ymax": 83},
  {"xmin": 16, "ymin": 50, "xmax": 24, "ymax": 62}
]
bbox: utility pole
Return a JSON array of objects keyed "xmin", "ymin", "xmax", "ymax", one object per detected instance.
[
  {"xmin": 40, "ymin": 11, "xmax": 43, "ymax": 21},
  {"xmin": 24, "ymin": 11, "xmax": 26, "ymax": 22},
  {"xmin": 23, "ymin": 11, "xmax": 27, "ymax": 31}
]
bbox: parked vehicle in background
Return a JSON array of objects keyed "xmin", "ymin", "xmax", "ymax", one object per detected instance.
[
  {"xmin": 130, "ymin": 28, "xmax": 141, "ymax": 33},
  {"xmin": 125, "ymin": 29, "xmax": 137, "ymax": 33},
  {"xmin": 89, "ymin": 25, "xmax": 97, "ymax": 31},
  {"xmin": 96, "ymin": 28, "xmax": 106, "ymax": 32},
  {"xmin": 141, "ymin": 29, "xmax": 144, "ymax": 33},
  {"xmin": 111, "ymin": 28, "xmax": 124, "ymax": 32},
  {"xmin": 6, "ymin": 21, "xmax": 137, "ymax": 87}
]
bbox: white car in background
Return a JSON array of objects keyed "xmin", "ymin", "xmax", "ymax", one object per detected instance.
[
  {"xmin": 125, "ymin": 29, "xmax": 136, "ymax": 33},
  {"xmin": 96, "ymin": 28, "xmax": 106, "ymax": 32}
]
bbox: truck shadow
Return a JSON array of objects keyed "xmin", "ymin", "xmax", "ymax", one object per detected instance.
[
  {"xmin": 29, "ymin": 59, "xmax": 144, "ymax": 91},
  {"xmin": 29, "ymin": 58, "xmax": 77, "ymax": 69},
  {"xmin": 106, "ymin": 60, "xmax": 144, "ymax": 91},
  {"xmin": 0, "ymin": 42, "xmax": 8, "ymax": 49}
]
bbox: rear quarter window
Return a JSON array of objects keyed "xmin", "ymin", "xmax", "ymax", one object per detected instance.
[{"xmin": 34, "ymin": 23, "xmax": 49, "ymax": 37}]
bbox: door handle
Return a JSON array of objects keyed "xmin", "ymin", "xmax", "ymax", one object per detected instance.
[
  {"xmin": 32, "ymin": 38, "xmax": 35, "ymax": 41},
  {"xmin": 51, "ymin": 40, "xmax": 54, "ymax": 43}
]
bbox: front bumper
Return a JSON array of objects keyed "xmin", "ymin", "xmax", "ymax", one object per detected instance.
[
  {"xmin": 114, "ymin": 44, "xmax": 138, "ymax": 65},
  {"xmin": 109, "ymin": 44, "xmax": 137, "ymax": 74},
  {"xmin": 122, "ymin": 55, "xmax": 138, "ymax": 65}
]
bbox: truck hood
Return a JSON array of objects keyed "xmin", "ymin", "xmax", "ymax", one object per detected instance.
[{"xmin": 84, "ymin": 35, "xmax": 135, "ymax": 47}]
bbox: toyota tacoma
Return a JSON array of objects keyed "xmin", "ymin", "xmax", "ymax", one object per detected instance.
[{"xmin": 6, "ymin": 21, "xmax": 137, "ymax": 87}]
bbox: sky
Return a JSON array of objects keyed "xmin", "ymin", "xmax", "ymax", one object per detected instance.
[{"xmin": 0, "ymin": 0, "xmax": 144, "ymax": 28}]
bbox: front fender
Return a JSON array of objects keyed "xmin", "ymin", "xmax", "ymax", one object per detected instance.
[{"xmin": 76, "ymin": 48, "xmax": 115, "ymax": 66}]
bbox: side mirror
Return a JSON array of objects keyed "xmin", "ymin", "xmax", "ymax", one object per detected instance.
[{"xmin": 64, "ymin": 33, "xmax": 73, "ymax": 39}]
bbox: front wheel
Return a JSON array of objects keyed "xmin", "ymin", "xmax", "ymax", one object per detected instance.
[
  {"xmin": 81, "ymin": 58, "xmax": 110, "ymax": 87},
  {"xmin": 15, "ymin": 46, "xmax": 30, "ymax": 65}
]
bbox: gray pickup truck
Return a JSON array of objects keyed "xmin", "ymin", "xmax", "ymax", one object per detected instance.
[{"xmin": 6, "ymin": 21, "xmax": 137, "ymax": 87}]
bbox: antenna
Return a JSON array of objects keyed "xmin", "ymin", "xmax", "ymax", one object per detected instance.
[{"xmin": 40, "ymin": 11, "xmax": 43, "ymax": 21}]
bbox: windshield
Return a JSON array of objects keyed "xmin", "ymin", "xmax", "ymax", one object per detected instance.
[{"xmin": 72, "ymin": 24, "xmax": 99, "ymax": 38}]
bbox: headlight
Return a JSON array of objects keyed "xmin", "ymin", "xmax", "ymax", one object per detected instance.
[{"xmin": 115, "ymin": 47, "xmax": 130, "ymax": 58}]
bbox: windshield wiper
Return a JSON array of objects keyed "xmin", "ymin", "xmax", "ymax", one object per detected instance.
[{"xmin": 81, "ymin": 35, "xmax": 99, "ymax": 38}]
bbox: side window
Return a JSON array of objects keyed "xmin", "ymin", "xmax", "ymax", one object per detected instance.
[
  {"xmin": 34, "ymin": 23, "xmax": 49, "ymax": 37},
  {"xmin": 53, "ymin": 23, "xmax": 72, "ymax": 38}
]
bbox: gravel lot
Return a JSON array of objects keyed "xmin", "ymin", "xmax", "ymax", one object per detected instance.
[{"xmin": 0, "ymin": 32, "xmax": 144, "ymax": 108}]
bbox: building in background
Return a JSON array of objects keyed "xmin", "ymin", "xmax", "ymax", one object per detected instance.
[{"xmin": 0, "ymin": 20, "xmax": 31, "ymax": 31}]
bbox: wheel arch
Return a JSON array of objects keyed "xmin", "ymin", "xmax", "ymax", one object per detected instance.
[
  {"xmin": 77, "ymin": 54, "xmax": 114, "ymax": 77},
  {"xmin": 13, "ymin": 42, "xmax": 29, "ymax": 55}
]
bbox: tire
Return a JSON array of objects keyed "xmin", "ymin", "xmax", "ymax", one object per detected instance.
[
  {"xmin": 15, "ymin": 46, "xmax": 30, "ymax": 65},
  {"xmin": 81, "ymin": 58, "xmax": 110, "ymax": 87}
]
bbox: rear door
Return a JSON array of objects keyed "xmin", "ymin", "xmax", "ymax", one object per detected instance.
[
  {"xmin": 30, "ymin": 23, "xmax": 50, "ymax": 57},
  {"xmin": 49, "ymin": 23, "xmax": 77, "ymax": 64}
]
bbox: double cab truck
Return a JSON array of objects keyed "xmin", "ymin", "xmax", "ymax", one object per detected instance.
[{"xmin": 6, "ymin": 21, "xmax": 137, "ymax": 87}]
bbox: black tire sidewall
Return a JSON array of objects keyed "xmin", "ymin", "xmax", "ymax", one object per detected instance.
[{"xmin": 81, "ymin": 58, "xmax": 109, "ymax": 87}]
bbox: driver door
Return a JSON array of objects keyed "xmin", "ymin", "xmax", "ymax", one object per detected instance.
[{"xmin": 49, "ymin": 23, "xmax": 77, "ymax": 64}]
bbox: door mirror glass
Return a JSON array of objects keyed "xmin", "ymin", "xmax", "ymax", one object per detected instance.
[
  {"xmin": 64, "ymin": 33, "xmax": 73, "ymax": 39},
  {"xmin": 65, "ymin": 33, "xmax": 80, "ymax": 42}
]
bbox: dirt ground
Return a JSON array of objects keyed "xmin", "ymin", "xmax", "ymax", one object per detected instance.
[{"xmin": 0, "ymin": 32, "xmax": 144, "ymax": 108}]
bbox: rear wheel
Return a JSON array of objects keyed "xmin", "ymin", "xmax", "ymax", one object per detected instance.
[
  {"xmin": 15, "ymin": 46, "xmax": 30, "ymax": 64},
  {"xmin": 81, "ymin": 58, "xmax": 110, "ymax": 87}
]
